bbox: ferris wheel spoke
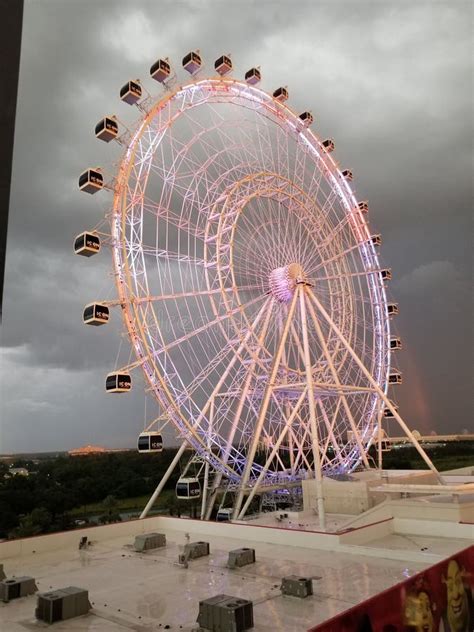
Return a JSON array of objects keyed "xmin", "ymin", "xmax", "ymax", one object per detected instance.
[
  {"xmin": 313, "ymin": 269, "xmax": 383, "ymax": 284},
  {"xmin": 157, "ymin": 293, "xmax": 265, "ymax": 354},
  {"xmin": 175, "ymin": 297, "xmax": 271, "ymax": 426},
  {"xmin": 141, "ymin": 197, "xmax": 206, "ymax": 239},
  {"xmin": 306, "ymin": 238, "xmax": 364, "ymax": 277},
  {"xmin": 130, "ymin": 285, "xmax": 261, "ymax": 304},
  {"xmin": 139, "ymin": 245, "xmax": 212, "ymax": 268}
]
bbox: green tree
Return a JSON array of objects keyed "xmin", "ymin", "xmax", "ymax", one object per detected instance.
[
  {"xmin": 9, "ymin": 507, "xmax": 52, "ymax": 538},
  {"xmin": 99, "ymin": 494, "xmax": 121, "ymax": 524}
]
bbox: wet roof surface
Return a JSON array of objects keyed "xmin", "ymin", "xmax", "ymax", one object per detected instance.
[{"xmin": 1, "ymin": 522, "xmax": 470, "ymax": 631}]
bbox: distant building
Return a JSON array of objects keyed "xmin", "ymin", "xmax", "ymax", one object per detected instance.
[
  {"xmin": 68, "ymin": 445, "xmax": 107, "ymax": 456},
  {"xmin": 68, "ymin": 445, "xmax": 130, "ymax": 456}
]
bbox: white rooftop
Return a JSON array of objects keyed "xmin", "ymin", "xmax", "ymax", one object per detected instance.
[{"xmin": 1, "ymin": 512, "xmax": 472, "ymax": 631}]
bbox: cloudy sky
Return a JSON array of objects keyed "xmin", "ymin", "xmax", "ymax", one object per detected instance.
[{"xmin": 1, "ymin": 0, "xmax": 472, "ymax": 454}]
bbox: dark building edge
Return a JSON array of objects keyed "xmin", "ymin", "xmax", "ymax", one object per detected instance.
[{"xmin": 0, "ymin": 0, "xmax": 24, "ymax": 321}]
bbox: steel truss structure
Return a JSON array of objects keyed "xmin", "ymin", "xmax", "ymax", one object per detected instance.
[{"xmin": 79, "ymin": 66, "xmax": 442, "ymax": 528}]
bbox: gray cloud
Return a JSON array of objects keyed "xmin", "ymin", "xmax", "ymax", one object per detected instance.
[{"xmin": 1, "ymin": 0, "xmax": 472, "ymax": 452}]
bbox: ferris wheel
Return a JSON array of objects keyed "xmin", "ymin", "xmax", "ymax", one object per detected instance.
[{"xmin": 76, "ymin": 51, "xmax": 441, "ymax": 526}]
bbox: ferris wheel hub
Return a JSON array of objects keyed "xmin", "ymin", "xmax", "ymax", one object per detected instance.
[{"xmin": 269, "ymin": 263, "xmax": 306, "ymax": 302}]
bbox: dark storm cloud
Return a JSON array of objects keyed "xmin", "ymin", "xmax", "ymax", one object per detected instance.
[{"xmin": 1, "ymin": 0, "xmax": 472, "ymax": 452}]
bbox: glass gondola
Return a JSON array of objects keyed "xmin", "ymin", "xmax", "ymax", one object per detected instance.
[
  {"xmin": 322, "ymin": 138, "xmax": 335, "ymax": 153},
  {"xmin": 357, "ymin": 200, "xmax": 369, "ymax": 214},
  {"xmin": 137, "ymin": 432, "xmax": 163, "ymax": 453},
  {"xmin": 273, "ymin": 86, "xmax": 288, "ymax": 102},
  {"xmin": 380, "ymin": 268, "xmax": 392, "ymax": 282},
  {"xmin": 74, "ymin": 231, "xmax": 100, "ymax": 257},
  {"xmin": 150, "ymin": 58, "xmax": 171, "ymax": 83},
  {"xmin": 79, "ymin": 168, "xmax": 103, "ymax": 194},
  {"xmin": 95, "ymin": 116, "xmax": 119, "ymax": 142},
  {"xmin": 341, "ymin": 169, "xmax": 353, "ymax": 181},
  {"xmin": 370, "ymin": 234, "xmax": 382, "ymax": 247},
  {"xmin": 383, "ymin": 401, "xmax": 399, "ymax": 418},
  {"xmin": 105, "ymin": 372, "xmax": 132, "ymax": 393},
  {"xmin": 120, "ymin": 80, "xmax": 142, "ymax": 105},
  {"xmin": 387, "ymin": 303, "xmax": 399, "ymax": 316},
  {"xmin": 182, "ymin": 51, "xmax": 202, "ymax": 75},
  {"xmin": 388, "ymin": 371, "xmax": 402, "ymax": 385},
  {"xmin": 216, "ymin": 508, "xmax": 232, "ymax": 522},
  {"xmin": 214, "ymin": 55, "xmax": 232, "ymax": 76},
  {"xmin": 390, "ymin": 337, "xmax": 402, "ymax": 350},
  {"xmin": 244, "ymin": 67, "xmax": 261, "ymax": 85},
  {"xmin": 298, "ymin": 111, "xmax": 313, "ymax": 127},
  {"xmin": 83, "ymin": 303, "xmax": 109, "ymax": 326},
  {"xmin": 176, "ymin": 477, "xmax": 201, "ymax": 499}
]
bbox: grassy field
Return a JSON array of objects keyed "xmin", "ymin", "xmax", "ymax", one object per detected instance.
[{"xmin": 69, "ymin": 489, "xmax": 175, "ymax": 518}]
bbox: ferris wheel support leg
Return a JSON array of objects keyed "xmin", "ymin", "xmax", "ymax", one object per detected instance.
[
  {"xmin": 377, "ymin": 412, "xmax": 383, "ymax": 471},
  {"xmin": 201, "ymin": 398, "xmax": 215, "ymax": 520},
  {"xmin": 204, "ymin": 485, "xmax": 220, "ymax": 521},
  {"xmin": 237, "ymin": 388, "xmax": 308, "ymax": 520},
  {"xmin": 288, "ymin": 320, "xmax": 346, "ymax": 470},
  {"xmin": 232, "ymin": 289, "xmax": 299, "ymax": 520},
  {"xmin": 299, "ymin": 285, "xmax": 326, "ymax": 531},
  {"xmin": 201, "ymin": 458, "xmax": 210, "ymax": 520},
  {"xmin": 303, "ymin": 288, "xmax": 372, "ymax": 471},
  {"xmin": 204, "ymin": 298, "xmax": 275, "ymax": 520},
  {"xmin": 306, "ymin": 287, "xmax": 444, "ymax": 485},
  {"xmin": 279, "ymin": 311, "xmax": 295, "ymax": 477},
  {"xmin": 139, "ymin": 441, "xmax": 189, "ymax": 519}
]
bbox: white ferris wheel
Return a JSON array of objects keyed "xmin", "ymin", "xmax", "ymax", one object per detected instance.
[{"xmin": 76, "ymin": 52, "xmax": 440, "ymax": 526}]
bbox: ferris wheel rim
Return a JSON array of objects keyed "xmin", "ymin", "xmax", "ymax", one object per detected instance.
[{"xmin": 108, "ymin": 75, "xmax": 391, "ymax": 480}]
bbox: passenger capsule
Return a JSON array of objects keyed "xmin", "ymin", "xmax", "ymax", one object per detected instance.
[
  {"xmin": 176, "ymin": 477, "xmax": 201, "ymax": 499},
  {"xmin": 74, "ymin": 232, "xmax": 100, "ymax": 257},
  {"xmin": 390, "ymin": 337, "xmax": 402, "ymax": 350},
  {"xmin": 120, "ymin": 80, "xmax": 142, "ymax": 105},
  {"xmin": 383, "ymin": 402, "xmax": 399, "ymax": 418},
  {"xmin": 322, "ymin": 138, "xmax": 335, "ymax": 153},
  {"xmin": 370, "ymin": 234, "xmax": 382, "ymax": 247},
  {"xmin": 388, "ymin": 371, "xmax": 403, "ymax": 385},
  {"xmin": 383, "ymin": 406, "xmax": 398, "ymax": 419},
  {"xmin": 182, "ymin": 51, "xmax": 202, "ymax": 75},
  {"xmin": 150, "ymin": 58, "xmax": 171, "ymax": 83},
  {"xmin": 245, "ymin": 67, "xmax": 261, "ymax": 85},
  {"xmin": 298, "ymin": 111, "xmax": 313, "ymax": 127},
  {"xmin": 216, "ymin": 508, "xmax": 232, "ymax": 522},
  {"xmin": 83, "ymin": 303, "xmax": 109, "ymax": 326},
  {"xmin": 95, "ymin": 116, "xmax": 118, "ymax": 142},
  {"xmin": 79, "ymin": 168, "xmax": 104, "ymax": 194},
  {"xmin": 105, "ymin": 372, "xmax": 132, "ymax": 393},
  {"xmin": 380, "ymin": 268, "xmax": 392, "ymax": 282},
  {"xmin": 273, "ymin": 87, "xmax": 289, "ymax": 102},
  {"xmin": 357, "ymin": 201, "xmax": 369, "ymax": 214},
  {"xmin": 214, "ymin": 54, "xmax": 232, "ymax": 76},
  {"xmin": 137, "ymin": 432, "xmax": 163, "ymax": 453},
  {"xmin": 341, "ymin": 169, "xmax": 353, "ymax": 181},
  {"xmin": 387, "ymin": 303, "xmax": 399, "ymax": 316}
]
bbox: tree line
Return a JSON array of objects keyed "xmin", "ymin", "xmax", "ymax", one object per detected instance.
[
  {"xmin": 0, "ymin": 441, "xmax": 472, "ymax": 539},
  {"xmin": 0, "ymin": 449, "xmax": 187, "ymax": 539}
]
